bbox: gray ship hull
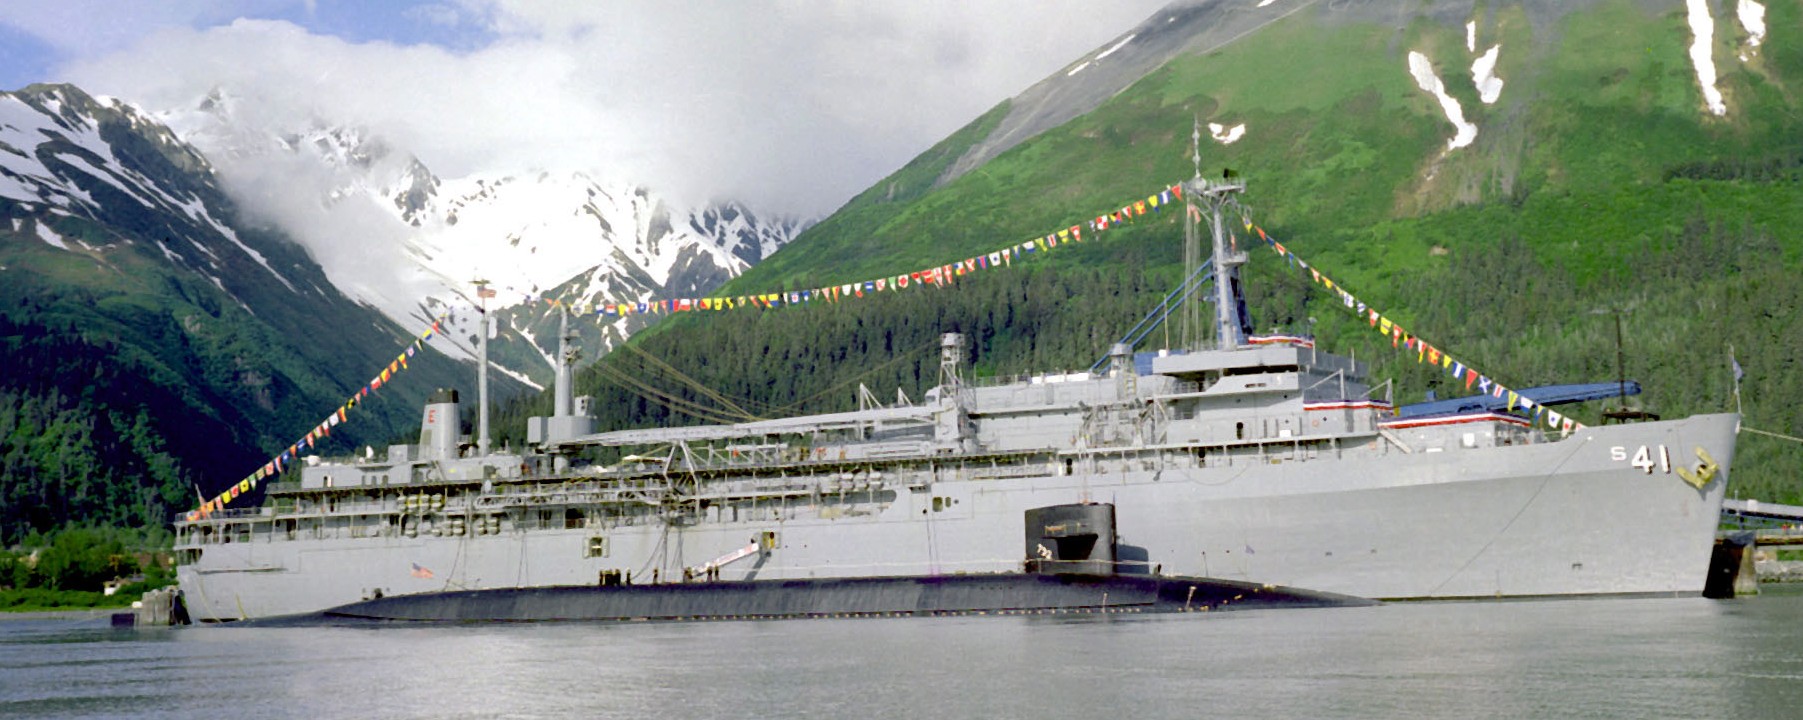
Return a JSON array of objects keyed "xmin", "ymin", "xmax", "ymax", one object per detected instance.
[{"xmin": 178, "ymin": 413, "xmax": 1734, "ymax": 621}]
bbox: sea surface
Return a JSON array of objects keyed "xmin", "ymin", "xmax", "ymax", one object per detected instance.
[{"xmin": 4, "ymin": 589, "xmax": 1803, "ymax": 719}]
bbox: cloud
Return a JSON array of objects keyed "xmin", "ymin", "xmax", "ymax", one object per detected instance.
[
  {"xmin": 0, "ymin": 1, "xmax": 305, "ymax": 61},
  {"xmin": 48, "ymin": 1, "xmax": 1167, "ymax": 216}
]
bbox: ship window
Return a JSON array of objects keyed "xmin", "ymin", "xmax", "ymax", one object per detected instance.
[
  {"xmin": 586, "ymin": 536, "xmax": 609, "ymax": 558},
  {"xmin": 1236, "ymin": 422, "xmax": 1245, "ymax": 440},
  {"xmin": 565, "ymin": 509, "xmax": 586, "ymax": 529}
]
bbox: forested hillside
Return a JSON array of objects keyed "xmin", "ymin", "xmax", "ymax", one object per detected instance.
[{"xmin": 498, "ymin": 1, "xmax": 1803, "ymax": 504}]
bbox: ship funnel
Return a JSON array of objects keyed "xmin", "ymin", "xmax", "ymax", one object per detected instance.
[
  {"xmin": 1110, "ymin": 343, "xmax": 1136, "ymax": 399},
  {"xmin": 419, "ymin": 388, "xmax": 461, "ymax": 461},
  {"xmin": 527, "ymin": 310, "xmax": 594, "ymax": 466}
]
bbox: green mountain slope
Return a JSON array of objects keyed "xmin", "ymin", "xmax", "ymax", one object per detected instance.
[
  {"xmin": 1, "ymin": 85, "xmax": 473, "ymax": 542},
  {"xmin": 502, "ymin": 1, "xmax": 1803, "ymax": 504}
]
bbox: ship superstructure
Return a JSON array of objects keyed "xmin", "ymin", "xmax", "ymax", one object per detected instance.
[{"xmin": 174, "ymin": 177, "xmax": 1737, "ymax": 621}]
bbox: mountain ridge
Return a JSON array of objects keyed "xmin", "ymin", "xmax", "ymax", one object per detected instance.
[{"xmin": 157, "ymin": 87, "xmax": 809, "ymax": 387}]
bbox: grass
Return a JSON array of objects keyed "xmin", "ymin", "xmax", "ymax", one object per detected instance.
[{"xmin": 0, "ymin": 587, "xmax": 146, "ymax": 613}]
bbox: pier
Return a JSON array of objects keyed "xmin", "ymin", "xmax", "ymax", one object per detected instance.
[{"xmin": 1710, "ymin": 499, "xmax": 1803, "ymax": 597}]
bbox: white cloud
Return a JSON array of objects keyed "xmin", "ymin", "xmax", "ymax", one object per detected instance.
[{"xmin": 45, "ymin": 1, "xmax": 1168, "ymax": 216}]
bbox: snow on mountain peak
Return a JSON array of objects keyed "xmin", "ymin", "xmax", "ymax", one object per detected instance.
[{"xmin": 146, "ymin": 89, "xmax": 807, "ymax": 378}]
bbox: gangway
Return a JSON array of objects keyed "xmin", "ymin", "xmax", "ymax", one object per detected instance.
[
  {"xmin": 1089, "ymin": 259, "xmax": 1219, "ymax": 373},
  {"xmin": 1723, "ymin": 498, "xmax": 1803, "ymax": 525},
  {"xmin": 685, "ymin": 539, "xmax": 768, "ymax": 580},
  {"xmin": 1392, "ymin": 381, "xmax": 1643, "ymax": 420}
]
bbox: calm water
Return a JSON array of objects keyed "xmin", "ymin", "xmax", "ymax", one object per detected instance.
[{"xmin": 5, "ymin": 590, "xmax": 1803, "ymax": 719}]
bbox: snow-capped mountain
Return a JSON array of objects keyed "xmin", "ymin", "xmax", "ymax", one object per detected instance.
[
  {"xmin": 0, "ymin": 83, "xmax": 478, "ymax": 522},
  {"xmin": 0, "ymin": 84, "xmax": 298, "ymax": 301},
  {"xmin": 159, "ymin": 88, "xmax": 807, "ymax": 388}
]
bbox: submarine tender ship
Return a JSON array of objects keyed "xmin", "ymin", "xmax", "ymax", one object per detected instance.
[{"xmin": 173, "ymin": 176, "xmax": 1736, "ymax": 621}]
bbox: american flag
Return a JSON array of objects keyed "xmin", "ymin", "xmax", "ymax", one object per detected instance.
[{"xmin": 411, "ymin": 563, "xmax": 434, "ymax": 579}]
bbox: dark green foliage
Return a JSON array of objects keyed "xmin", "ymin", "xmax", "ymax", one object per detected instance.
[
  {"xmin": 0, "ymin": 526, "xmax": 174, "ymax": 610},
  {"xmin": 17, "ymin": 527, "xmax": 138, "ymax": 591}
]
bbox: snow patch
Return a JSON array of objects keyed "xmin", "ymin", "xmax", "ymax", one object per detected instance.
[
  {"xmin": 1471, "ymin": 45, "xmax": 1504, "ymax": 104},
  {"xmin": 1466, "ymin": 21, "xmax": 1476, "ymax": 53},
  {"xmin": 492, "ymin": 361, "xmax": 544, "ymax": 392},
  {"xmin": 177, "ymin": 195, "xmax": 296, "ymax": 292},
  {"xmin": 1738, "ymin": 1, "xmax": 1766, "ymax": 50},
  {"xmin": 1257, "ymin": 0, "xmax": 1281, "ymax": 7},
  {"xmin": 35, "ymin": 221, "xmax": 69, "ymax": 250},
  {"xmin": 512, "ymin": 321, "xmax": 557, "ymax": 371},
  {"xmin": 153, "ymin": 241, "xmax": 181, "ymax": 267},
  {"xmin": 1066, "ymin": 61, "xmax": 1090, "ymax": 77},
  {"xmin": 54, "ymin": 151, "xmax": 157, "ymax": 208},
  {"xmin": 0, "ymin": 169, "xmax": 40, "ymax": 204},
  {"xmin": 1686, "ymin": 0, "xmax": 1728, "ymax": 116},
  {"xmin": 1407, "ymin": 52, "xmax": 1478, "ymax": 150},
  {"xmin": 1095, "ymin": 33, "xmax": 1136, "ymax": 61},
  {"xmin": 1208, "ymin": 123, "xmax": 1246, "ymax": 144}
]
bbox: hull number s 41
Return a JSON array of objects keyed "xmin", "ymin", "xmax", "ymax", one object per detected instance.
[
  {"xmin": 1611, "ymin": 444, "xmax": 1671, "ymax": 474},
  {"xmin": 1611, "ymin": 444, "xmax": 1719, "ymax": 489}
]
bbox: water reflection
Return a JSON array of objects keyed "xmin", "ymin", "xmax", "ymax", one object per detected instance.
[{"xmin": 3, "ymin": 590, "xmax": 1801, "ymax": 719}]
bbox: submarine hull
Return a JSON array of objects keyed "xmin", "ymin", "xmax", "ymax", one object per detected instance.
[{"xmin": 308, "ymin": 573, "xmax": 1371, "ymax": 623}]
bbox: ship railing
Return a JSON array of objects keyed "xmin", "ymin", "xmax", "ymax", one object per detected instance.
[
  {"xmin": 171, "ymin": 507, "xmax": 268, "ymax": 524},
  {"xmin": 969, "ymin": 371, "xmax": 1097, "ymax": 389}
]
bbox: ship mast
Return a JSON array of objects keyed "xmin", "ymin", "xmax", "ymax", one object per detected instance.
[
  {"xmin": 1181, "ymin": 118, "xmax": 1203, "ymax": 350},
  {"xmin": 1182, "ymin": 121, "xmax": 1249, "ymax": 351}
]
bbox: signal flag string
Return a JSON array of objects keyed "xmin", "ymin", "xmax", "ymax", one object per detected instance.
[
  {"xmin": 485, "ymin": 182, "xmax": 1192, "ymax": 317},
  {"xmin": 189, "ymin": 316, "xmax": 449, "ymax": 519},
  {"xmin": 1243, "ymin": 221, "xmax": 1585, "ymax": 435}
]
